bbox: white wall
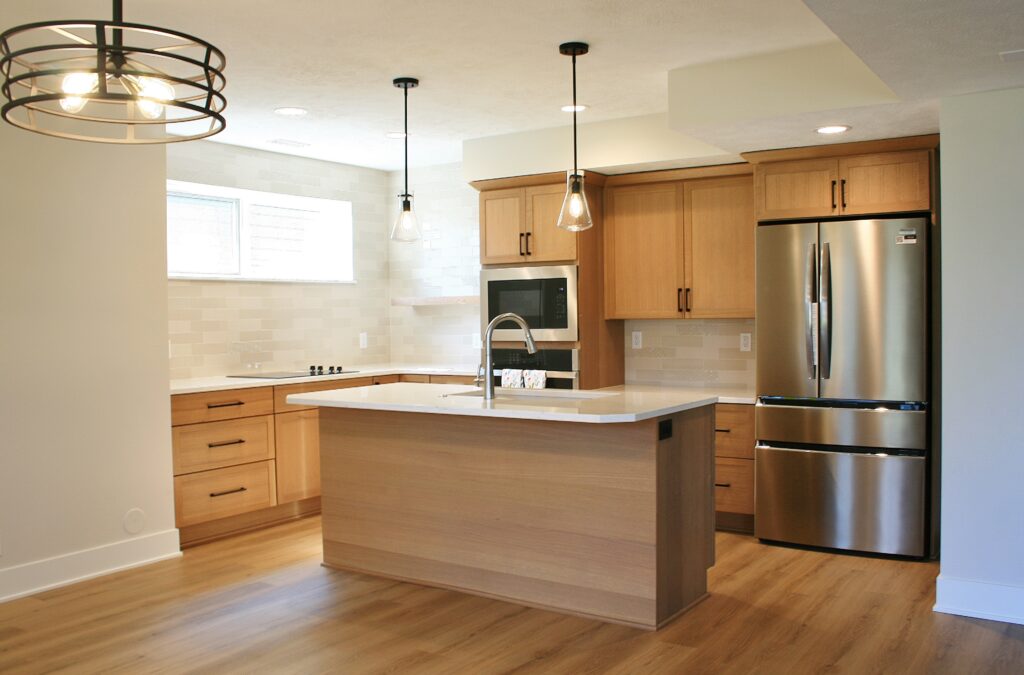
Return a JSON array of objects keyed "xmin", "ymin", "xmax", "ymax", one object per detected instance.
[
  {"xmin": 388, "ymin": 163, "xmax": 481, "ymax": 366},
  {"xmin": 935, "ymin": 87, "xmax": 1024, "ymax": 625},
  {"xmin": 0, "ymin": 125, "xmax": 179, "ymax": 601},
  {"xmin": 166, "ymin": 142, "xmax": 392, "ymax": 378}
]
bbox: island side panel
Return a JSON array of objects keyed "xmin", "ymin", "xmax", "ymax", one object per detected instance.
[
  {"xmin": 318, "ymin": 408, "xmax": 662, "ymax": 628},
  {"xmin": 656, "ymin": 405, "xmax": 715, "ymax": 626}
]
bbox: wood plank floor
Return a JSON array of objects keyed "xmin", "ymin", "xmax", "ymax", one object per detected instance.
[{"xmin": 1, "ymin": 516, "xmax": 1021, "ymax": 674}]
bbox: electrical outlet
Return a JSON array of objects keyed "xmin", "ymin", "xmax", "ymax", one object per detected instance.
[
  {"xmin": 740, "ymin": 333, "xmax": 752, "ymax": 352},
  {"xmin": 631, "ymin": 331, "xmax": 643, "ymax": 349},
  {"xmin": 359, "ymin": 332, "xmax": 368, "ymax": 349}
]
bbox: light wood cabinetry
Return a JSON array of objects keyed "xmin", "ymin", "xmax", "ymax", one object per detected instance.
[
  {"xmin": 273, "ymin": 377, "xmax": 373, "ymax": 412},
  {"xmin": 372, "ymin": 375, "xmax": 401, "ymax": 385},
  {"xmin": 713, "ymin": 403, "xmax": 755, "ymax": 530},
  {"xmin": 172, "ymin": 415, "xmax": 275, "ymax": 475},
  {"xmin": 750, "ymin": 146, "xmax": 933, "ymax": 221},
  {"xmin": 174, "ymin": 460, "xmax": 277, "ymax": 528},
  {"xmin": 604, "ymin": 172, "xmax": 754, "ymax": 320},
  {"xmin": 171, "ymin": 386, "xmax": 274, "ymax": 426},
  {"xmin": 274, "ymin": 409, "xmax": 320, "ymax": 503},
  {"xmin": 478, "ymin": 182, "xmax": 578, "ymax": 264},
  {"xmin": 428, "ymin": 374, "xmax": 477, "ymax": 385}
]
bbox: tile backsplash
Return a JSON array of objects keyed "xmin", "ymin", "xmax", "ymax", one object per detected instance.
[{"xmin": 624, "ymin": 319, "xmax": 756, "ymax": 391}]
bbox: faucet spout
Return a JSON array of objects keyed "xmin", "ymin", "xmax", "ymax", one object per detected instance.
[{"xmin": 482, "ymin": 312, "xmax": 537, "ymax": 400}]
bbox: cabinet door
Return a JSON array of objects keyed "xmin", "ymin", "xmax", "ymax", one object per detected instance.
[
  {"xmin": 479, "ymin": 188, "xmax": 526, "ymax": 264},
  {"xmin": 754, "ymin": 159, "xmax": 838, "ymax": 221},
  {"xmin": 604, "ymin": 182, "xmax": 684, "ymax": 318},
  {"xmin": 838, "ymin": 151, "xmax": 930, "ymax": 215},
  {"xmin": 524, "ymin": 183, "xmax": 577, "ymax": 263},
  {"xmin": 683, "ymin": 176, "xmax": 756, "ymax": 318},
  {"xmin": 275, "ymin": 409, "xmax": 320, "ymax": 503}
]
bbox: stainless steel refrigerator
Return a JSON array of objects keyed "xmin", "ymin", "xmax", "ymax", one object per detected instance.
[{"xmin": 755, "ymin": 217, "xmax": 930, "ymax": 556}]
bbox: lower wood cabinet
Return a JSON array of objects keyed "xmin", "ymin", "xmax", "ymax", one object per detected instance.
[
  {"xmin": 714, "ymin": 403, "xmax": 755, "ymax": 532},
  {"xmin": 714, "ymin": 458, "xmax": 755, "ymax": 515},
  {"xmin": 274, "ymin": 409, "xmax": 321, "ymax": 503},
  {"xmin": 174, "ymin": 460, "xmax": 277, "ymax": 528},
  {"xmin": 171, "ymin": 415, "xmax": 275, "ymax": 475}
]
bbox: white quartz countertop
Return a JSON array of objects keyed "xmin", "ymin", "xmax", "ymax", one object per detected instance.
[
  {"xmin": 287, "ymin": 382, "xmax": 724, "ymax": 424},
  {"xmin": 169, "ymin": 363, "xmax": 477, "ymax": 395}
]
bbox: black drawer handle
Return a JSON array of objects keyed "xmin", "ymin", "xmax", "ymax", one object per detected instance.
[
  {"xmin": 714, "ymin": 482, "xmax": 732, "ymax": 488},
  {"xmin": 209, "ymin": 486, "xmax": 247, "ymax": 498},
  {"xmin": 715, "ymin": 428, "xmax": 731, "ymax": 433},
  {"xmin": 207, "ymin": 401, "xmax": 244, "ymax": 409},
  {"xmin": 207, "ymin": 438, "xmax": 245, "ymax": 448}
]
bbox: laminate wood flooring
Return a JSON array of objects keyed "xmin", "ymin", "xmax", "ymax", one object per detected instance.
[{"xmin": 1, "ymin": 517, "xmax": 1021, "ymax": 674}]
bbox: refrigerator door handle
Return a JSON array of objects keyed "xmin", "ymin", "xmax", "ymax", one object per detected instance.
[
  {"xmin": 820, "ymin": 242, "xmax": 832, "ymax": 379},
  {"xmin": 804, "ymin": 242, "xmax": 817, "ymax": 379}
]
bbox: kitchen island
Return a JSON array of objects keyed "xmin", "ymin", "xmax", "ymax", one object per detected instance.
[{"xmin": 288, "ymin": 383, "xmax": 717, "ymax": 630}]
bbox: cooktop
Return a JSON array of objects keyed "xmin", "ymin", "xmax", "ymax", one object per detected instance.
[{"xmin": 227, "ymin": 368, "xmax": 360, "ymax": 379}]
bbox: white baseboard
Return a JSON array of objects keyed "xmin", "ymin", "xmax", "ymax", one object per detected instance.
[
  {"xmin": 934, "ymin": 574, "xmax": 1024, "ymax": 626},
  {"xmin": 0, "ymin": 529, "xmax": 181, "ymax": 603}
]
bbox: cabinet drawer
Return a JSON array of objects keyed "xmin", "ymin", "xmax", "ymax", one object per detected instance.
[
  {"xmin": 172, "ymin": 415, "xmax": 275, "ymax": 476},
  {"xmin": 430, "ymin": 375, "xmax": 477, "ymax": 385},
  {"xmin": 274, "ymin": 377, "xmax": 374, "ymax": 412},
  {"xmin": 174, "ymin": 460, "xmax": 277, "ymax": 527},
  {"xmin": 372, "ymin": 375, "xmax": 401, "ymax": 385},
  {"xmin": 715, "ymin": 403, "xmax": 755, "ymax": 459},
  {"xmin": 171, "ymin": 387, "xmax": 273, "ymax": 426},
  {"xmin": 715, "ymin": 458, "xmax": 754, "ymax": 515},
  {"xmin": 399, "ymin": 374, "xmax": 431, "ymax": 383}
]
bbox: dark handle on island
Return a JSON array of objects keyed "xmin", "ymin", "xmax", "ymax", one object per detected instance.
[
  {"xmin": 209, "ymin": 486, "xmax": 247, "ymax": 498},
  {"xmin": 207, "ymin": 401, "xmax": 244, "ymax": 409},
  {"xmin": 519, "ymin": 233, "xmax": 526, "ymax": 256},
  {"xmin": 714, "ymin": 482, "xmax": 732, "ymax": 488},
  {"xmin": 207, "ymin": 438, "xmax": 245, "ymax": 448}
]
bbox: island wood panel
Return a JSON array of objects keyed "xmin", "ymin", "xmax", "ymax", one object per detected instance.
[
  {"xmin": 171, "ymin": 386, "xmax": 274, "ymax": 426},
  {"xmin": 272, "ymin": 377, "xmax": 374, "ymax": 413},
  {"xmin": 171, "ymin": 414, "xmax": 275, "ymax": 476},
  {"xmin": 274, "ymin": 409, "xmax": 321, "ymax": 503},
  {"xmin": 683, "ymin": 175, "xmax": 756, "ymax": 318},
  {"xmin": 318, "ymin": 406, "xmax": 712, "ymax": 630}
]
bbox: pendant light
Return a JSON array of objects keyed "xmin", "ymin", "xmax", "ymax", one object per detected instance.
[
  {"xmin": 390, "ymin": 77, "xmax": 421, "ymax": 242},
  {"xmin": 556, "ymin": 42, "xmax": 593, "ymax": 232},
  {"xmin": 0, "ymin": 0, "xmax": 226, "ymax": 144}
]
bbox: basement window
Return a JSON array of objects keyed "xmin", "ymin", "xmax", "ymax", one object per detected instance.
[{"xmin": 166, "ymin": 180, "xmax": 354, "ymax": 283}]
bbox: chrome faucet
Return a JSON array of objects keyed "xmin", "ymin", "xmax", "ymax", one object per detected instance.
[{"xmin": 481, "ymin": 312, "xmax": 537, "ymax": 400}]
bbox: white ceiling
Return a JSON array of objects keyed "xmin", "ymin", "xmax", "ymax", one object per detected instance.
[{"xmin": 4, "ymin": 1, "xmax": 1023, "ymax": 171}]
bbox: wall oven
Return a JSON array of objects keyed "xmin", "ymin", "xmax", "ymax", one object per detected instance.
[{"xmin": 481, "ymin": 265, "xmax": 578, "ymax": 342}]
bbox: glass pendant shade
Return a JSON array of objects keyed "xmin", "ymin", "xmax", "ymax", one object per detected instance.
[
  {"xmin": 391, "ymin": 195, "xmax": 421, "ymax": 242},
  {"xmin": 557, "ymin": 173, "xmax": 593, "ymax": 232}
]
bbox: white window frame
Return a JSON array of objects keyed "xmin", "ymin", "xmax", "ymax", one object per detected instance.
[{"xmin": 166, "ymin": 180, "xmax": 355, "ymax": 284}]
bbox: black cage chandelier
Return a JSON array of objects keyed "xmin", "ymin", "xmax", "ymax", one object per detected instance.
[{"xmin": 0, "ymin": 0, "xmax": 226, "ymax": 144}]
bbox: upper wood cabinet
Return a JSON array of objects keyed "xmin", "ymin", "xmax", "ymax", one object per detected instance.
[
  {"xmin": 754, "ymin": 150, "xmax": 931, "ymax": 221},
  {"xmin": 604, "ymin": 175, "xmax": 754, "ymax": 320},
  {"xmin": 479, "ymin": 183, "xmax": 577, "ymax": 264}
]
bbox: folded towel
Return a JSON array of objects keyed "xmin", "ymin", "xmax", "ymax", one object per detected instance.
[
  {"xmin": 523, "ymin": 369, "xmax": 547, "ymax": 390},
  {"xmin": 501, "ymin": 369, "xmax": 524, "ymax": 388}
]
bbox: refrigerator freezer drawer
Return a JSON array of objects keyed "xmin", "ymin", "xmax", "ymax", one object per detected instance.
[
  {"xmin": 756, "ymin": 403, "xmax": 927, "ymax": 450},
  {"xmin": 755, "ymin": 446, "xmax": 926, "ymax": 556}
]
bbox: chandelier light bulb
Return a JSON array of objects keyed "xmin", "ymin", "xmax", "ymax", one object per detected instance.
[{"xmin": 59, "ymin": 72, "xmax": 98, "ymax": 113}]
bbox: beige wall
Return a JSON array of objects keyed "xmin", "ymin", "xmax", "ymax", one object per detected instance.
[
  {"xmin": 934, "ymin": 87, "xmax": 1024, "ymax": 625},
  {"xmin": 166, "ymin": 142, "xmax": 392, "ymax": 378},
  {"xmin": 624, "ymin": 320, "xmax": 756, "ymax": 391},
  {"xmin": 0, "ymin": 125, "xmax": 178, "ymax": 601},
  {"xmin": 388, "ymin": 163, "xmax": 481, "ymax": 366}
]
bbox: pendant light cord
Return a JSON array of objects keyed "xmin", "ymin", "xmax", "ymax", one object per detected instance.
[
  {"xmin": 572, "ymin": 52, "xmax": 578, "ymax": 177},
  {"xmin": 404, "ymin": 84, "xmax": 409, "ymax": 199}
]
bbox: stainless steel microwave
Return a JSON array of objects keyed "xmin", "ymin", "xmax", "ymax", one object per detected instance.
[{"xmin": 480, "ymin": 265, "xmax": 578, "ymax": 342}]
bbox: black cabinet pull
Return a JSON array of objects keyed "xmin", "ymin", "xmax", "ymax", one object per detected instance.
[
  {"xmin": 714, "ymin": 482, "xmax": 732, "ymax": 488},
  {"xmin": 831, "ymin": 180, "xmax": 837, "ymax": 210},
  {"xmin": 677, "ymin": 288, "xmax": 684, "ymax": 312},
  {"xmin": 207, "ymin": 438, "xmax": 245, "ymax": 448},
  {"xmin": 207, "ymin": 401, "xmax": 244, "ymax": 409},
  {"xmin": 519, "ymin": 233, "xmax": 526, "ymax": 256},
  {"xmin": 685, "ymin": 288, "xmax": 692, "ymax": 313},
  {"xmin": 715, "ymin": 428, "xmax": 731, "ymax": 433},
  {"xmin": 525, "ymin": 232, "xmax": 532, "ymax": 256},
  {"xmin": 840, "ymin": 179, "xmax": 847, "ymax": 208},
  {"xmin": 209, "ymin": 486, "xmax": 247, "ymax": 498}
]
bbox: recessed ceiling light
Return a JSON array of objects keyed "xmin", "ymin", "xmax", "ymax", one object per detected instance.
[
  {"xmin": 386, "ymin": 131, "xmax": 407, "ymax": 139},
  {"xmin": 274, "ymin": 107, "xmax": 308, "ymax": 117},
  {"xmin": 268, "ymin": 138, "xmax": 310, "ymax": 147},
  {"xmin": 561, "ymin": 104, "xmax": 587, "ymax": 112},
  {"xmin": 816, "ymin": 125, "xmax": 851, "ymax": 135}
]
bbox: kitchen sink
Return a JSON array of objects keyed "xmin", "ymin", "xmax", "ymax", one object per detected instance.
[{"xmin": 447, "ymin": 388, "xmax": 615, "ymax": 401}]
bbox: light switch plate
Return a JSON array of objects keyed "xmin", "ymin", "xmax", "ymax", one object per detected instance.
[
  {"xmin": 740, "ymin": 333, "xmax": 752, "ymax": 352},
  {"xmin": 631, "ymin": 331, "xmax": 643, "ymax": 349}
]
